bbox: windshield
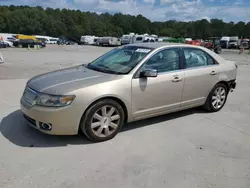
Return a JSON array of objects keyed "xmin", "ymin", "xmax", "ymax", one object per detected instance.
[{"xmin": 87, "ymin": 46, "xmax": 152, "ymax": 74}]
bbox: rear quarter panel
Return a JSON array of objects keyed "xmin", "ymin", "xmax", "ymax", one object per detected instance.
[{"xmin": 218, "ymin": 61, "xmax": 237, "ymax": 82}]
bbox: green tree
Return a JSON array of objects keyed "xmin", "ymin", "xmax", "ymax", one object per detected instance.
[{"xmin": 0, "ymin": 5, "xmax": 250, "ymax": 40}]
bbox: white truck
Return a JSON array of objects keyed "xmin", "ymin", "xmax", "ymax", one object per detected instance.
[
  {"xmin": 220, "ymin": 36, "xmax": 230, "ymax": 49},
  {"xmin": 228, "ymin": 36, "xmax": 239, "ymax": 49}
]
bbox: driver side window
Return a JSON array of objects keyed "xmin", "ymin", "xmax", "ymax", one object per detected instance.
[{"xmin": 142, "ymin": 48, "xmax": 180, "ymax": 73}]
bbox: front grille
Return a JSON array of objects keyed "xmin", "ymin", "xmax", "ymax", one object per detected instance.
[{"xmin": 23, "ymin": 114, "xmax": 36, "ymax": 127}]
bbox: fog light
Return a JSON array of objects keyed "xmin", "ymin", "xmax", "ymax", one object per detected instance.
[{"xmin": 39, "ymin": 122, "xmax": 52, "ymax": 131}]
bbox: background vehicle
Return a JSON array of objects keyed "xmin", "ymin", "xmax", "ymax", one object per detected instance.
[
  {"xmin": 57, "ymin": 37, "xmax": 76, "ymax": 45},
  {"xmin": 21, "ymin": 43, "xmax": 237, "ymax": 142},
  {"xmin": 3, "ymin": 40, "xmax": 13, "ymax": 47},
  {"xmin": 133, "ymin": 35, "xmax": 146, "ymax": 43},
  {"xmin": 57, "ymin": 38, "xmax": 67, "ymax": 45},
  {"xmin": 36, "ymin": 36, "xmax": 59, "ymax": 44},
  {"xmin": 121, "ymin": 33, "xmax": 135, "ymax": 45},
  {"xmin": 93, "ymin": 37, "xmax": 100, "ymax": 45},
  {"xmin": 13, "ymin": 39, "xmax": 46, "ymax": 48},
  {"xmin": 46, "ymin": 38, "xmax": 58, "ymax": 44},
  {"xmin": 204, "ymin": 37, "xmax": 222, "ymax": 54},
  {"xmin": 80, "ymin": 35, "xmax": 98, "ymax": 45},
  {"xmin": 0, "ymin": 41, "xmax": 7, "ymax": 48},
  {"xmin": 5, "ymin": 37, "xmax": 18, "ymax": 43},
  {"xmin": 98, "ymin": 37, "xmax": 121, "ymax": 46},
  {"xmin": 16, "ymin": 34, "xmax": 36, "ymax": 41},
  {"xmin": 240, "ymin": 39, "xmax": 250, "ymax": 49},
  {"xmin": 185, "ymin": 38, "xmax": 192, "ymax": 42},
  {"xmin": 228, "ymin": 36, "xmax": 239, "ymax": 49},
  {"xmin": 185, "ymin": 39, "xmax": 202, "ymax": 46},
  {"xmin": 220, "ymin": 36, "xmax": 230, "ymax": 48}
]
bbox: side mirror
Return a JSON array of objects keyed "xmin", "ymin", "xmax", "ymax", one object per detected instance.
[{"xmin": 140, "ymin": 69, "xmax": 158, "ymax": 78}]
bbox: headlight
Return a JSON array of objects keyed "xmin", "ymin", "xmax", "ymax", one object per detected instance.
[{"xmin": 36, "ymin": 94, "xmax": 75, "ymax": 107}]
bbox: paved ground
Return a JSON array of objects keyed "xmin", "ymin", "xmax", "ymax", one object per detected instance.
[{"xmin": 0, "ymin": 45, "xmax": 250, "ymax": 188}]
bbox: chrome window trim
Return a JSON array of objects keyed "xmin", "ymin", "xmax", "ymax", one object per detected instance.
[{"xmin": 132, "ymin": 46, "xmax": 182, "ymax": 78}]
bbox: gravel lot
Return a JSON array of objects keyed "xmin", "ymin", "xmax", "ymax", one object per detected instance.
[{"xmin": 0, "ymin": 45, "xmax": 250, "ymax": 188}]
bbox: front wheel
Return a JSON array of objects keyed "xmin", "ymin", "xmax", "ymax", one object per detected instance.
[
  {"xmin": 203, "ymin": 83, "xmax": 228, "ymax": 112},
  {"xmin": 80, "ymin": 99, "xmax": 125, "ymax": 142}
]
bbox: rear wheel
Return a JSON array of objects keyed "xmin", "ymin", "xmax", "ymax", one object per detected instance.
[
  {"xmin": 80, "ymin": 99, "xmax": 125, "ymax": 142},
  {"xmin": 203, "ymin": 83, "xmax": 228, "ymax": 112}
]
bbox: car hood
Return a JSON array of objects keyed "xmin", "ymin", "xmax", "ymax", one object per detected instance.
[{"xmin": 27, "ymin": 65, "xmax": 118, "ymax": 95}]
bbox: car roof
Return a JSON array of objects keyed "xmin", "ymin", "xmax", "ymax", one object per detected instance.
[
  {"xmin": 125, "ymin": 42, "xmax": 228, "ymax": 64},
  {"xmin": 125, "ymin": 42, "xmax": 202, "ymax": 49}
]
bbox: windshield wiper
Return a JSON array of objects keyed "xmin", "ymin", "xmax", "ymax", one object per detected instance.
[{"xmin": 87, "ymin": 64, "xmax": 119, "ymax": 74}]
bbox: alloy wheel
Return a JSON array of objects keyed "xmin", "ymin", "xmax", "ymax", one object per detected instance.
[
  {"xmin": 211, "ymin": 86, "xmax": 226, "ymax": 109},
  {"xmin": 91, "ymin": 105, "xmax": 120, "ymax": 138}
]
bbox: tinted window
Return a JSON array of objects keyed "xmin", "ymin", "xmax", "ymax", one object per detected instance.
[
  {"xmin": 136, "ymin": 37, "xmax": 143, "ymax": 41},
  {"xmin": 142, "ymin": 48, "xmax": 180, "ymax": 73},
  {"xmin": 184, "ymin": 48, "xmax": 215, "ymax": 68}
]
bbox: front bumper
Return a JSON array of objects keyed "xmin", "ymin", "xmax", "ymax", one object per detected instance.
[{"xmin": 20, "ymin": 99, "xmax": 83, "ymax": 135}]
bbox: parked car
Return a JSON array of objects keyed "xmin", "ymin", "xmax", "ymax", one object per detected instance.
[
  {"xmin": 3, "ymin": 40, "xmax": 13, "ymax": 47},
  {"xmin": 13, "ymin": 39, "xmax": 46, "ymax": 48},
  {"xmin": 6, "ymin": 37, "xmax": 18, "ymax": 43},
  {"xmin": 57, "ymin": 38, "xmax": 66, "ymax": 45},
  {"xmin": 57, "ymin": 37, "xmax": 76, "ymax": 45},
  {"xmin": 20, "ymin": 43, "xmax": 237, "ymax": 142},
  {"xmin": 0, "ymin": 41, "xmax": 7, "ymax": 48}
]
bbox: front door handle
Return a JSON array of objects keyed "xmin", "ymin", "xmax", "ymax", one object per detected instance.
[
  {"xmin": 210, "ymin": 71, "xmax": 217, "ymax": 75},
  {"xmin": 172, "ymin": 76, "xmax": 182, "ymax": 82}
]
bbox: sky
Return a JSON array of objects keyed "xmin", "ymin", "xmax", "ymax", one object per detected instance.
[{"xmin": 0, "ymin": 0, "xmax": 250, "ymax": 22}]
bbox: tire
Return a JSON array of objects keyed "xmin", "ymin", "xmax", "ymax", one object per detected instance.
[
  {"xmin": 215, "ymin": 46, "xmax": 222, "ymax": 54},
  {"xmin": 203, "ymin": 83, "xmax": 228, "ymax": 112},
  {"xmin": 80, "ymin": 99, "xmax": 125, "ymax": 142}
]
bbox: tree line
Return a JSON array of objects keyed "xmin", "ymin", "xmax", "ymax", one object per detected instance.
[{"xmin": 1, "ymin": 5, "xmax": 250, "ymax": 41}]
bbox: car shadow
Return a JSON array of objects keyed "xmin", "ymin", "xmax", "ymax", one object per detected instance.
[{"xmin": 0, "ymin": 108, "xmax": 207, "ymax": 148}]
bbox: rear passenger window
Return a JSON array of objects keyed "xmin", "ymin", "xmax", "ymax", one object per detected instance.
[{"xmin": 184, "ymin": 48, "xmax": 216, "ymax": 68}]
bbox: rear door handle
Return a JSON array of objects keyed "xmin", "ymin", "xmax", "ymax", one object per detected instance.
[
  {"xmin": 172, "ymin": 76, "xmax": 182, "ymax": 82},
  {"xmin": 210, "ymin": 71, "xmax": 217, "ymax": 75}
]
